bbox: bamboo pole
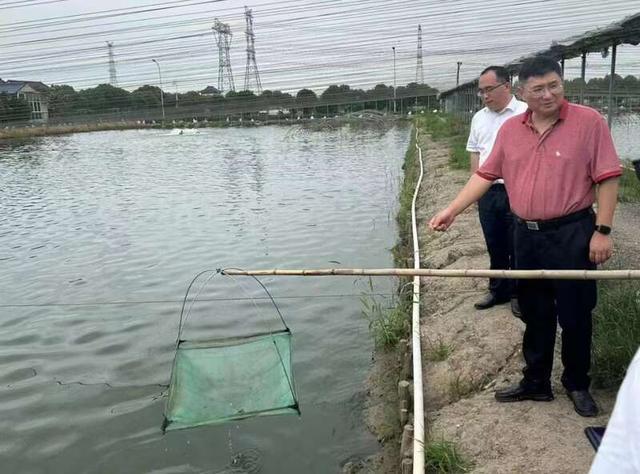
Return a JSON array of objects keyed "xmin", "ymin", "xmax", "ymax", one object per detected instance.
[{"xmin": 222, "ymin": 268, "xmax": 640, "ymax": 280}]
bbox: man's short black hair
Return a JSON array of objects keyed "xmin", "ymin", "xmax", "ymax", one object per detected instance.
[
  {"xmin": 518, "ymin": 56, "xmax": 562, "ymax": 82},
  {"xmin": 480, "ymin": 66, "xmax": 510, "ymax": 83}
]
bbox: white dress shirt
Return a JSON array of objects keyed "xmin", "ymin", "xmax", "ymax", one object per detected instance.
[{"xmin": 466, "ymin": 95, "xmax": 528, "ymax": 184}]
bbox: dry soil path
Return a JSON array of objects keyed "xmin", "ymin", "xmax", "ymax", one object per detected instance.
[{"xmin": 414, "ymin": 133, "xmax": 627, "ymax": 474}]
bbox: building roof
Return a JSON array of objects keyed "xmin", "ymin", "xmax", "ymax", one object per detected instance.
[
  {"xmin": 439, "ymin": 12, "xmax": 640, "ymax": 99},
  {"xmin": 0, "ymin": 79, "xmax": 49, "ymax": 95},
  {"xmin": 505, "ymin": 12, "xmax": 640, "ymax": 70}
]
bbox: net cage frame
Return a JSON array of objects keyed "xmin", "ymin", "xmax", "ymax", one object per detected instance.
[{"xmin": 162, "ymin": 269, "xmax": 300, "ymax": 433}]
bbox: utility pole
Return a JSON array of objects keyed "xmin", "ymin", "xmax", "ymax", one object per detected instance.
[
  {"xmin": 151, "ymin": 58, "xmax": 165, "ymax": 121},
  {"xmin": 106, "ymin": 41, "xmax": 118, "ymax": 87},
  {"xmin": 173, "ymin": 80, "xmax": 178, "ymax": 108},
  {"xmin": 456, "ymin": 61, "xmax": 462, "ymax": 86},
  {"xmin": 212, "ymin": 19, "xmax": 235, "ymax": 93},
  {"xmin": 392, "ymin": 46, "xmax": 397, "ymax": 113},
  {"xmin": 244, "ymin": 6, "xmax": 262, "ymax": 93}
]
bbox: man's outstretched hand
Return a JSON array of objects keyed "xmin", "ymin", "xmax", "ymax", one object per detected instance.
[{"xmin": 429, "ymin": 207, "xmax": 456, "ymax": 231}]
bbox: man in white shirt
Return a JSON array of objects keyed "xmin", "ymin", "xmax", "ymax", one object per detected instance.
[
  {"xmin": 589, "ymin": 347, "xmax": 640, "ymax": 473},
  {"xmin": 466, "ymin": 66, "xmax": 528, "ymax": 316}
]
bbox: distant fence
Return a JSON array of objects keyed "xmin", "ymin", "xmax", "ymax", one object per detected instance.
[
  {"xmin": 442, "ymin": 87, "xmax": 640, "ymax": 125},
  {"xmin": 2, "ymin": 94, "xmax": 439, "ymax": 128}
]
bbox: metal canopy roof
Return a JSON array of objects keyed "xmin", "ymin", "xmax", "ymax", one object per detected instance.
[{"xmin": 440, "ymin": 12, "xmax": 640, "ymax": 98}]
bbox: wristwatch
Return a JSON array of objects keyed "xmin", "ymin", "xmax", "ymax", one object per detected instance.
[{"xmin": 595, "ymin": 224, "xmax": 612, "ymax": 235}]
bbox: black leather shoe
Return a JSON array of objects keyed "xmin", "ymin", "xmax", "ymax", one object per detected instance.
[
  {"xmin": 567, "ymin": 390, "xmax": 599, "ymax": 417},
  {"xmin": 474, "ymin": 293, "xmax": 509, "ymax": 310},
  {"xmin": 510, "ymin": 298, "xmax": 522, "ymax": 319},
  {"xmin": 494, "ymin": 383, "xmax": 554, "ymax": 403}
]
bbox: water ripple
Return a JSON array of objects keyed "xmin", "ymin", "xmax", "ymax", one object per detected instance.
[{"xmin": 0, "ymin": 124, "xmax": 409, "ymax": 473}]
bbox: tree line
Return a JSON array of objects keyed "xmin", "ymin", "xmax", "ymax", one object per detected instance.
[
  {"xmin": 41, "ymin": 81, "xmax": 438, "ymax": 119},
  {"xmin": 563, "ymin": 74, "xmax": 640, "ymax": 94}
]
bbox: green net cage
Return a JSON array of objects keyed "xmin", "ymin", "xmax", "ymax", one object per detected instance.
[{"xmin": 162, "ymin": 269, "xmax": 299, "ymax": 433}]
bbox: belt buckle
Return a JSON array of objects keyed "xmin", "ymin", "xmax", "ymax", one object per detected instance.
[{"xmin": 525, "ymin": 220, "xmax": 540, "ymax": 231}]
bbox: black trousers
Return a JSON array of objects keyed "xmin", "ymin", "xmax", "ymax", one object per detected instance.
[
  {"xmin": 514, "ymin": 210, "xmax": 597, "ymax": 391},
  {"xmin": 478, "ymin": 184, "xmax": 515, "ymax": 300}
]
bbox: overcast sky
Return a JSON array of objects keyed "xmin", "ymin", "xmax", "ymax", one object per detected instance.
[{"xmin": 1, "ymin": 0, "xmax": 639, "ymax": 93}]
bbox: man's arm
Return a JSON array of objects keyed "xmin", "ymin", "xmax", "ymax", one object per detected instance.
[
  {"xmin": 429, "ymin": 174, "xmax": 493, "ymax": 231},
  {"xmin": 469, "ymin": 152, "xmax": 480, "ymax": 173},
  {"xmin": 590, "ymin": 177, "xmax": 619, "ymax": 264}
]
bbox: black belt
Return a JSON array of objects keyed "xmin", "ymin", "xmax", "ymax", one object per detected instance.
[{"xmin": 515, "ymin": 207, "xmax": 593, "ymax": 231}]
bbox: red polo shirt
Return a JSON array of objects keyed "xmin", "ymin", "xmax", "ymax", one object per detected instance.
[{"xmin": 476, "ymin": 100, "xmax": 622, "ymax": 221}]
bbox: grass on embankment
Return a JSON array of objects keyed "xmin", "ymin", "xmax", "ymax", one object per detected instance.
[
  {"xmin": 619, "ymin": 167, "xmax": 640, "ymax": 203},
  {"xmin": 592, "ymin": 280, "xmax": 640, "ymax": 388},
  {"xmin": 424, "ymin": 439, "xmax": 473, "ymax": 473},
  {"xmin": 363, "ymin": 127, "xmax": 418, "ymax": 350},
  {"xmin": 0, "ymin": 122, "xmax": 153, "ymax": 139},
  {"xmin": 415, "ymin": 113, "xmax": 470, "ymax": 171}
]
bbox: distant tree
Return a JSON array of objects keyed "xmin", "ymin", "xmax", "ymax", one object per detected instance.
[
  {"xmin": 321, "ymin": 84, "xmax": 351, "ymax": 102},
  {"xmin": 296, "ymin": 88, "xmax": 317, "ymax": 101},
  {"xmin": 368, "ymin": 83, "xmax": 393, "ymax": 100},
  {"xmin": 0, "ymin": 93, "xmax": 31, "ymax": 123},
  {"xmin": 130, "ymin": 85, "xmax": 163, "ymax": 109},
  {"xmin": 179, "ymin": 91, "xmax": 205, "ymax": 106},
  {"xmin": 200, "ymin": 85, "xmax": 221, "ymax": 95},
  {"xmin": 294, "ymin": 89, "xmax": 316, "ymax": 115},
  {"xmin": 48, "ymin": 84, "xmax": 79, "ymax": 117},
  {"xmin": 621, "ymin": 75, "xmax": 639, "ymax": 91},
  {"xmin": 78, "ymin": 84, "xmax": 131, "ymax": 113}
]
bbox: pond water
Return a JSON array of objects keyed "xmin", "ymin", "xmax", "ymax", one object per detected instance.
[{"xmin": 0, "ymin": 124, "xmax": 410, "ymax": 473}]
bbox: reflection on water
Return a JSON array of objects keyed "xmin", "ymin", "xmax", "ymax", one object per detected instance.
[{"xmin": 0, "ymin": 124, "xmax": 409, "ymax": 473}]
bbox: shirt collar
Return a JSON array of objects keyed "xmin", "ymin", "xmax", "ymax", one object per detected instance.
[
  {"xmin": 487, "ymin": 95, "xmax": 517, "ymax": 115},
  {"xmin": 502, "ymin": 95, "xmax": 518, "ymax": 112},
  {"xmin": 521, "ymin": 99, "xmax": 570, "ymax": 124}
]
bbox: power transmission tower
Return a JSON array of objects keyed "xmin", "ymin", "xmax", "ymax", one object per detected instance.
[
  {"xmin": 415, "ymin": 25, "xmax": 424, "ymax": 84},
  {"xmin": 243, "ymin": 6, "xmax": 262, "ymax": 93},
  {"xmin": 106, "ymin": 41, "xmax": 118, "ymax": 87},
  {"xmin": 212, "ymin": 19, "xmax": 235, "ymax": 93}
]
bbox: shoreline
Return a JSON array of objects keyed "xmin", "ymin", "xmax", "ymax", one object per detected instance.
[
  {"xmin": 354, "ymin": 127, "xmax": 420, "ymax": 473},
  {"xmin": 0, "ymin": 114, "xmax": 406, "ymax": 140}
]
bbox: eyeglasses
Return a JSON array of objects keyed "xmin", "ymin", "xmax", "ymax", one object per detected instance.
[
  {"xmin": 476, "ymin": 82, "xmax": 507, "ymax": 97},
  {"xmin": 526, "ymin": 82, "xmax": 563, "ymax": 98}
]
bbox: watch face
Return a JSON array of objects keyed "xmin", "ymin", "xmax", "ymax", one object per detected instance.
[{"xmin": 596, "ymin": 225, "xmax": 611, "ymax": 235}]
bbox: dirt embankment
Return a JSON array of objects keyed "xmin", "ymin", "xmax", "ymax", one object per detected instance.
[{"xmin": 414, "ymin": 132, "xmax": 622, "ymax": 474}]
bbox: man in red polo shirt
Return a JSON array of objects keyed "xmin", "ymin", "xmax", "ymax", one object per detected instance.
[{"xmin": 429, "ymin": 56, "xmax": 621, "ymax": 417}]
